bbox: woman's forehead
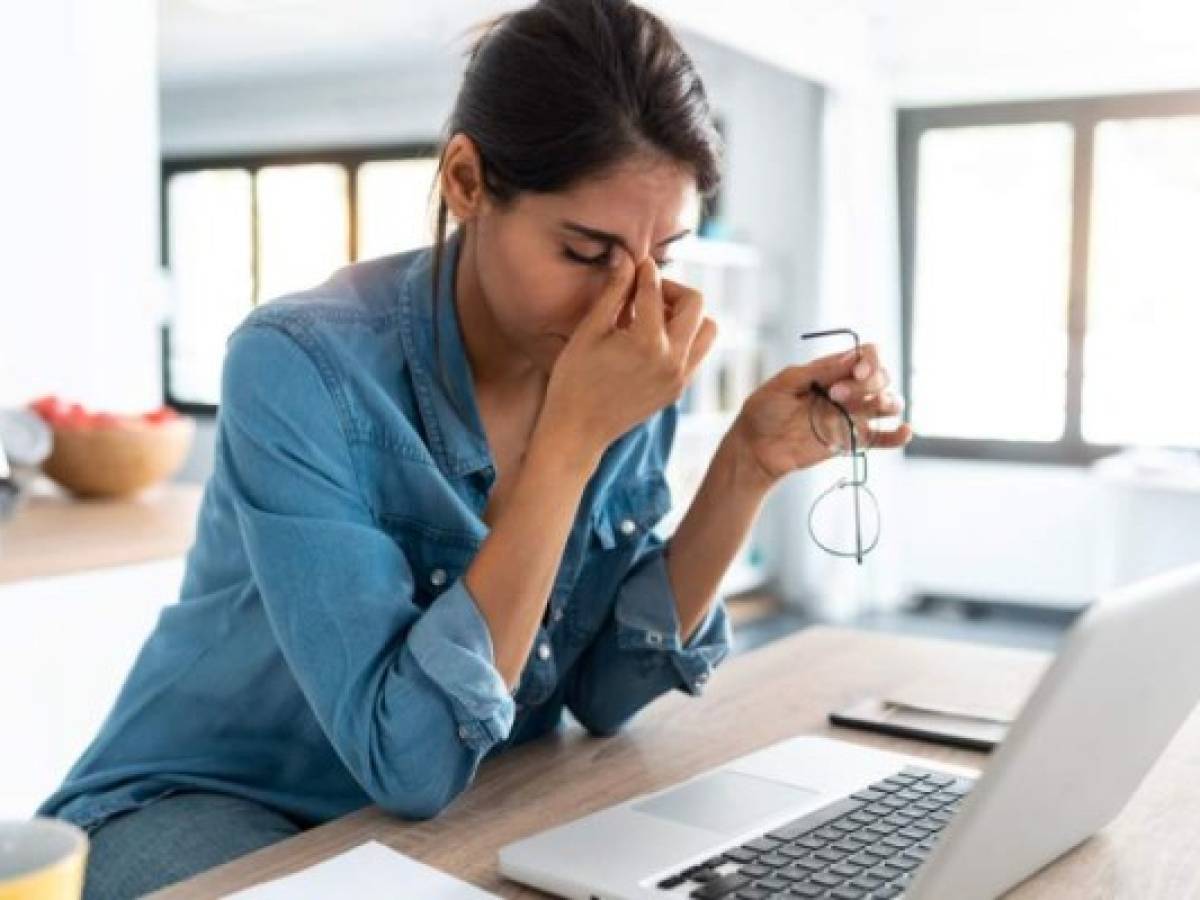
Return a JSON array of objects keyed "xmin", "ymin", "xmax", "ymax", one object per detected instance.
[{"xmin": 518, "ymin": 157, "xmax": 699, "ymax": 246}]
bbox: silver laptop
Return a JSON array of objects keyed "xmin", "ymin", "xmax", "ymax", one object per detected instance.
[{"xmin": 499, "ymin": 561, "xmax": 1200, "ymax": 900}]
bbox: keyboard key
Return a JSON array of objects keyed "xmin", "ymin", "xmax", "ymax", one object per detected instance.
[
  {"xmin": 810, "ymin": 871, "xmax": 843, "ymax": 887},
  {"xmin": 787, "ymin": 886, "xmax": 824, "ymax": 898},
  {"xmin": 723, "ymin": 848, "xmax": 758, "ymax": 864},
  {"xmin": 830, "ymin": 888, "xmax": 867, "ymax": 900},
  {"xmin": 849, "ymin": 788, "xmax": 885, "ymax": 802},
  {"xmin": 849, "ymin": 850, "xmax": 886, "ymax": 867},
  {"xmin": 757, "ymin": 876, "xmax": 790, "ymax": 891},
  {"xmin": 744, "ymin": 837, "xmax": 781, "ymax": 853},
  {"xmin": 738, "ymin": 864, "xmax": 770, "ymax": 878},
  {"xmin": 874, "ymin": 884, "xmax": 904, "ymax": 899},
  {"xmin": 732, "ymin": 888, "xmax": 769, "ymax": 900},
  {"xmin": 757, "ymin": 852, "xmax": 790, "ymax": 868},
  {"xmin": 689, "ymin": 873, "xmax": 750, "ymax": 898},
  {"xmin": 790, "ymin": 858, "xmax": 827, "ymax": 873},
  {"xmin": 829, "ymin": 862, "xmax": 863, "ymax": 878},
  {"xmin": 849, "ymin": 874, "xmax": 885, "ymax": 890}
]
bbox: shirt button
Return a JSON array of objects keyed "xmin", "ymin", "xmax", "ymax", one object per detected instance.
[
  {"xmin": 536, "ymin": 643, "xmax": 551, "ymax": 661},
  {"xmin": 646, "ymin": 630, "xmax": 663, "ymax": 646},
  {"xmin": 697, "ymin": 670, "xmax": 710, "ymax": 684},
  {"xmin": 619, "ymin": 517, "xmax": 638, "ymax": 536},
  {"xmin": 429, "ymin": 568, "xmax": 448, "ymax": 587}
]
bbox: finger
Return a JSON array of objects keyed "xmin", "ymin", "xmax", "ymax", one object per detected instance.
[
  {"xmin": 682, "ymin": 316, "xmax": 718, "ymax": 381},
  {"xmin": 863, "ymin": 421, "xmax": 915, "ymax": 449},
  {"xmin": 580, "ymin": 251, "xmax": 637, "ymax": 335},
  {"xmin": 661, "ymin": 278, "xmax": 704, "ymax": 363},
  {"xmin": 629, "ymin": 257, "xmax": 666, "ymax": 339},
  {"xmin": 832, "ymin": 371, "xmax": 897, "ymax": 408}
]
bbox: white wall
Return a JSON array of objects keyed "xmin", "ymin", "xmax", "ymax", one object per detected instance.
[
  {"xmin": 900, "ymin": 460, "xmax": 1103, "ymax": 607},
  {"xmin": 0, "ymin": 0, "xmax": 163, "ymax": 413}
]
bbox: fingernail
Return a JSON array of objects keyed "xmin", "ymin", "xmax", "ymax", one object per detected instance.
[
  {"xmin": 854, "ymin": 362, "xmax": 870, "ymax": 379},
  {"xmin": 831, "ymin": 384, "xmax": 850, "ymax": 402}
]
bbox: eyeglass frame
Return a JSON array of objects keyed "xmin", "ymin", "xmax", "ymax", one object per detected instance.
[{"xmin": 799, "ymin": 327, "xmax": 881, "ymax": 565}]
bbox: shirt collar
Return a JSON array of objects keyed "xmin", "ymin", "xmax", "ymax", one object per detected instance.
[
  {"xmin": 396, "ymin": 228, "xmax": 638, "ymax": 496},
  {"xmin": 397, "ymin": 228, "xmax": 494, "ymax": 478}
]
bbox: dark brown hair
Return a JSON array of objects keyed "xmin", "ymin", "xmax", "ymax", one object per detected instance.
[{"xmin": 427, "ymin": 0, "xmax": 723, "ymax": 413}]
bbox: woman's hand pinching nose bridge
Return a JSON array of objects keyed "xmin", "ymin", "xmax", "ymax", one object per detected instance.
[{"xmin": 538, "ymin": 250, "xmax": 717, "ymax": 459}]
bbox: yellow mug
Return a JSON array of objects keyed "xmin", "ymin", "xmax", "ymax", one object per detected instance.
[{"xmin": 0, "ymin": 819, "xmax": 87, "ymax": 900}]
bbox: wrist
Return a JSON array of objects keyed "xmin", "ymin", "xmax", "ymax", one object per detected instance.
[
  {"xmin": 716, "ymin": 418, "xmax": 777, "ymax": 499},
  {"xmin": 528, "ymin": 417, "xmax": 604, "ymax": 484}
]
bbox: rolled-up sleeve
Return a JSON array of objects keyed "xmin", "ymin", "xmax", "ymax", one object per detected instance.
[
  {"xmin": 565, "ymin": 405, "xmax": 734, "ymax": 736},
  {"xmin": 565, "ymin": 532, "xmax": 733, "ymax": 737},
  {"xmin": 219, "ymin": 320, "xmax": 513, "ymax": 820}
]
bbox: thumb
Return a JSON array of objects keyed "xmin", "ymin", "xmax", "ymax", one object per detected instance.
[{"xmin": 579, "ymin": 251, "xmax": 636, "ymax": 336}]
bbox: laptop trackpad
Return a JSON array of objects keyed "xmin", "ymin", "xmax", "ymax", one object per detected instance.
[{"xmin": 632, "ymin": 771, "xmax": 820, "ymax": 837}]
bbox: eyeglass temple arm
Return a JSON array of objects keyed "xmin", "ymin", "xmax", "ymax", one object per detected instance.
[{"xmin": 799, "ymin": 328, "xmax": 861, "ymax": 357}]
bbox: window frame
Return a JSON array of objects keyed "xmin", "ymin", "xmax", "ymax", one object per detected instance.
[
  {"xmin": 159, "ymin": 142, "xmax": 440, "ymax": 416},
  {"xmin": 898, "ymin": 89, "xmax": 1200, "ymax": 467}
]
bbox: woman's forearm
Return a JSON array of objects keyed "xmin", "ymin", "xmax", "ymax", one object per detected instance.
[
  {"xmin": 665, "ymin": 427, "xmax": 774, "ymax": 644},
  {"xmin": 464, "ymin": 424, "xmax": 601, "ymax": 691}
]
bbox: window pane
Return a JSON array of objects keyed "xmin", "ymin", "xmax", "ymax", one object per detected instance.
[
  {"xmin": 1084, "ymin": 116, "xmax": 1200, "ymax": 449},
  {"xmin": 356, "ymin": 158, "xmax": 440, "ymax": 260},
  {"xmin": 911, "ymin": 123, "xmax": 1074, "ymax": 441},
  {"xmin": 255, "ymin": 164, "xmax": 349, "ymax": 303},
  {"xmin": 166, "ymin": 169, "xmax": 254, "ymax": 406}
]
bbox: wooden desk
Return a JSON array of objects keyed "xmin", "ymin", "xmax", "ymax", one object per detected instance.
[
  {"xmin": 156, "ymin": 626, "xmax": 1200, "ymax": 899},
  {"xmin": 0, "ymin": 479, "xmax": 202, "ymax": 585}
]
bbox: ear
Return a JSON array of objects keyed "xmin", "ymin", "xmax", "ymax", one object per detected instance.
[{"xmin": 439, "ymin": 133, "xmax": 491, "ymax": 223}]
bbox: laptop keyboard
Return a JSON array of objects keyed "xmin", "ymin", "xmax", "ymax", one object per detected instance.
[{"xmin": 653, "ymin": 765, "xmax": 974, "ymax": 899}]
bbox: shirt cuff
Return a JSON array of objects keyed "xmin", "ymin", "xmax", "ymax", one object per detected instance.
[
  {"xmin": 406, "ymin": 578, "xmax": 516, "ymax": 752},
  {"xmin": 613, "ymin": 549, "xmax": 733, "ymax": 696}
]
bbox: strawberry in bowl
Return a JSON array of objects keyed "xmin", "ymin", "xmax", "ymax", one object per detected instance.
[{"xmin": 28, "ymin": 396, "xmax": 194, "ymax": 498}]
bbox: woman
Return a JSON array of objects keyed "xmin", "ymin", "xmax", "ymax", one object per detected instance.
[{"xmin": 39, "ymin": 0, "xmax": 909, "ymax": 896}]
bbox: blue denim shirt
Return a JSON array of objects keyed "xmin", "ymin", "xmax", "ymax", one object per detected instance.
[{"xmin": 39, "ymin": 228, "xmax": 732, "ymax": 831}]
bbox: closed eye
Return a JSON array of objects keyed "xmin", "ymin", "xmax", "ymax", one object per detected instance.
[{"xmin": 561, "ymin": 246, "xmax": 672, "ymax": 269}]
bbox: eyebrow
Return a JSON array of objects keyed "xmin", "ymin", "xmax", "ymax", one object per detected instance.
[{"xmin": 560, "ymin": 220, "xmax": 692, "ymax": 255}]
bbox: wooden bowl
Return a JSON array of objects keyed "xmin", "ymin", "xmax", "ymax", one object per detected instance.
[{"xmin": 40, "ymin": 417, "xmax": 195, "ymax": 499}]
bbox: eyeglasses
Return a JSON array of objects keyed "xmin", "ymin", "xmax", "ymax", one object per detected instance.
[{"xmin": 799, "ymin": 328, "xmax": 881, "ymax": 565}]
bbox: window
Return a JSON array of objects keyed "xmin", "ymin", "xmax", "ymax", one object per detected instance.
[
  {"xmin": 161, "ymin": 145, "xmax": 438, "ymax": 412},
  {"xmin": 899, "ymin": 92, "xmax": 1200, "ymax": 465}
]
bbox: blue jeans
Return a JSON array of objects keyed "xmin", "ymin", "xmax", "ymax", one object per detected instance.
[{"xmin": 81, "ymin": 792, "xmax": 304, "ymax": 899}]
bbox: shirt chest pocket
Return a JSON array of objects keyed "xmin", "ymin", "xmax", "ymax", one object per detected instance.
[
  {"xmin": 378, "ymin": 516, "xmax": 482, "ymax": 611},
  {"xmin": 591, "ymin": 470, "xmax": 674, "ymax": 551}
]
